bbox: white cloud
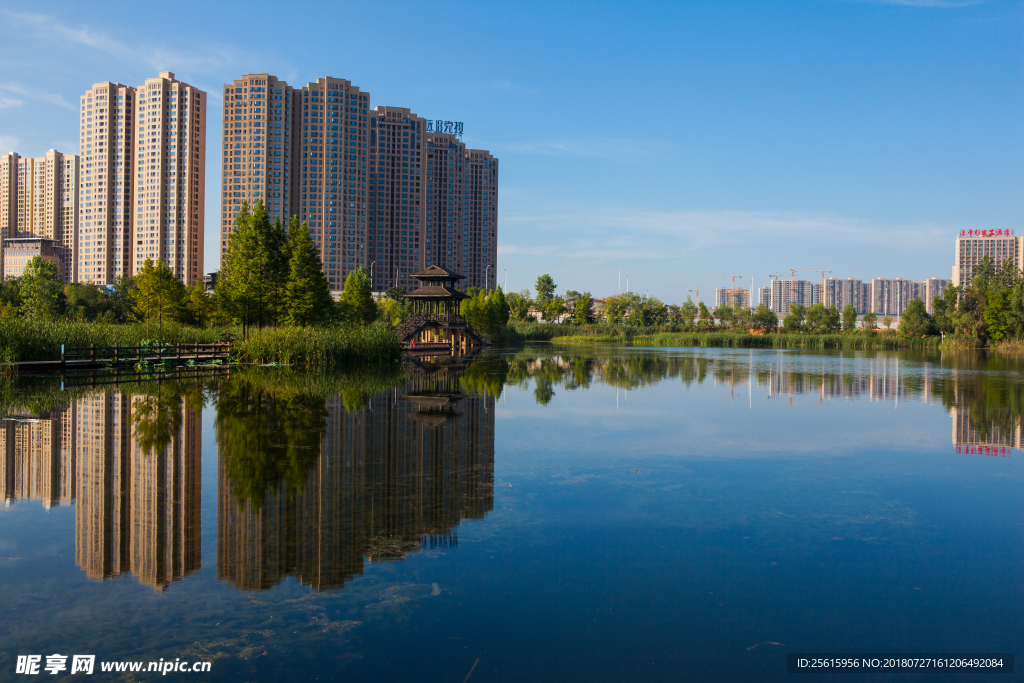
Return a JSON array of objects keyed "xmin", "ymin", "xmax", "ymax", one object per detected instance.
[
  {"xmin": 0, "ymin": 82, "xmax": 72, "ymax": 110},
  {"xmin": 0, "ymin": 96, "xmax": 24, "ymax": 110},
  {"xmin": 0, "ymin": 134, "xmax": 21, "ymax": 153}
]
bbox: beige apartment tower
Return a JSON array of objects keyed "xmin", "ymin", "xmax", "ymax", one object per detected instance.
[
  {"xmin": 80, "ymin": 73, "xmax": 205, "ymax": 286},
  {"xmin": 0, "ymin": 151, "xmax": 78, "ymax": 282},
  {"xmin": 221, "ymin": 73, "xmax": 498, "ymax": 292},
  {"xmin": 952, "ymin": 232, "xmax": 1021, "ymax": 288}
]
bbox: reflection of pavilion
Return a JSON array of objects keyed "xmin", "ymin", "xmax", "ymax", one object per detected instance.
[{"xmin": 217, "ymin": 368, "xmax": 495, "ymax": 592}]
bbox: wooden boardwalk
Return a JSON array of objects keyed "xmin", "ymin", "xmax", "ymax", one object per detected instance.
[{"xmin": 8, "ymin": 342, "xmax": 232, "ymax": 373}]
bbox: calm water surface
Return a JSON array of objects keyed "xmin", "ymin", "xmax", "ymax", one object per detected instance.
[{"xmin": 0, "ymin": 346, "xmax": 1021, "ymax": 682}]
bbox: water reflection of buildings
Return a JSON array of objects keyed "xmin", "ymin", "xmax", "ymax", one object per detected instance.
[
  {"xmin": 217, "ymin": 363, "xmax": 495, "ymax": 592},
  {"xmin": 0, "ymin": 409, "xmax": 76, "ymax": 508},
  {"xmin": 951, "ymin": 406, "xmax": 1017, "ymax": 456},
  {"xmin": 0, "ymin": 391, "xmax": 202, "ymax": 590}
]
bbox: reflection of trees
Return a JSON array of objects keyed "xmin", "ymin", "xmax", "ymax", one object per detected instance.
[
  {"xmin": 217, "ymin": 381, "xmax": 326, "ymax": 511},
  {"xmin": 215, "ymin": 368, "xmax": 405, "ymax": 509},
  {"xmin": 491, "ymin": 347, "xmax": 1024, "ymax": 447}
]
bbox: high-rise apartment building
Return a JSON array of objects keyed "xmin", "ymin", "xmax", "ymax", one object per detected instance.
[
  {"xmin": 823, "ymin": 278, "xmax": 869, "ymax": 314},
  {"xmin": 221, "ymin": 73, "xmax": 498, "ymax": 292},
  {"xmin": 715, "ymin": 288, "xmax": 750, "ymax": 308},
  {"xmin": 80, "ymin": 73, "xmax": 205, "ymax": 286},
  {"xmin": 769, "ymin": 278, "xmax": 820, "ymax": 314},
  {"xmin": 0, "ymin": 151, "xmax": 78, "ymax": 282},
  {"xmin": 953, "ymin": 231, "xmax": 1020, "ymax": 288},
  {"xmin": 922, "ymin": 277, "xmax": 952, "ymax": 314},
  {"xmin": 869, "ymin": 278, "xmax": 921, "ymax": 316}
]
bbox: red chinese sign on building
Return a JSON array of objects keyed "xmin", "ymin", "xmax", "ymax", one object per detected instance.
[{"xmin": 960, "ymin": 229, "xmax": 1015, "ymax": 237}]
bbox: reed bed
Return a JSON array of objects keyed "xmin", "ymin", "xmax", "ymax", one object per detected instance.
[
  {"xmin": 233, "ymin": 324, "xmax": 401, "ymax": 367},
  {"xmin": 0, "ymin": 319, "xmax": 225, "ymax": 362}
]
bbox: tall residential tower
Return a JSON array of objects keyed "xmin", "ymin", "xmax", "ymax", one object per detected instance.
[
  {"xmin": 79, "ymin": 73, "xmax": 206, "ymax": 286},
  {"xmin": 221, "ymin": 72, "xmax": 497, "ymax": 292}
]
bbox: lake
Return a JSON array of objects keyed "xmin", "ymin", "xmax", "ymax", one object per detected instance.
[{"xmin": 0, "ymin": 345, "xmax": 1020, "ymax": 681}]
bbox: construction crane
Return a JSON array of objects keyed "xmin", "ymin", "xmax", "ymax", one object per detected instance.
[
  {"xmin": 810, "ymin": 269, "xmax": 832, "ymax": 306},
  {"xmin": 788, "ymin": 269, "xmax": 813, "ymax": 312},
  {"xmin": 712, "ymin": 273, "xmax": 744, "ymax": 309}
]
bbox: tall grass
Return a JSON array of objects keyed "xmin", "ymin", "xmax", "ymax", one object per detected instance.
[
  {"xmin": 233, "ymin": 323, "xmax": 401, "ymax": 367},
  {"xmin": 0, "ymin": 319, "xmax": 226, "ymax": 362},
  {"xmin": 0, "ymin": 318, "xmax": 401, "ymax": 366}
]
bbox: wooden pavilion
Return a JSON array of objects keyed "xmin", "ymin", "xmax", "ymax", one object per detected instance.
[{"xmin": 394, "ymin": 265, "xmax": 485, "ymax": 354}]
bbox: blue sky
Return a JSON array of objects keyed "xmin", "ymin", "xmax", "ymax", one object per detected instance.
[{"xmin": 0, "ymin": 0, "xmax": 1020, "ymax": 302}]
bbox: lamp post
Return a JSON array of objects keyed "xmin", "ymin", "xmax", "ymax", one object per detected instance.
[
  {"xmin": 504, "ymin": 269, "xmax": 508, "ymax": 292},
  {"xmin": 370, "ymin": 261, "xmax": 376, "ymax": 288},
  {"xmin": 485, "ymin": 264, "xmax": 491, "ymax": 290}
]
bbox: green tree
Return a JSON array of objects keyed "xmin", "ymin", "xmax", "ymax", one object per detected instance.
[
  {"xmin": 899, "ymin": 298, "xmax": 936, "ymax": 337},
  {"xmin": 132, "ymin": 258, "xmax": 185, "ymax": 335},
  {"xmin": 544, "ymin": 296, "xmax": 567, "ymax": 322},
  {"xmin": 19, "ymin": 256, "xmax": 62, "ymax": 320},
  {"xmin": 377, "ymin": 297, "xmax": 408, "ymax": 326},
  {"xmin": 931, "ymin": 286, "xmax": 960, "ymax": 334},
  {"xmin": 822, "ymin": 304, "xmax": 842, "ymax": 332},
  {"xmin": 842, "ymin": 304, "xmax": 858, "ymax": 331},
  {"xmin": 882, "ymin": 315, "xmax": 893, "ymax": 330},
  {"xmin": 384, "ymin": 286, "xmax": 407, "ymax": 303},
  {"xmin": 750, "ymin": 303, "xmax": 778, "ymax": 331},
  {"xmin": 461, "ymin": 288, "xmax": 510, "ymax": 337},
  {"xmin": 713, "ymin": 303, "xmax": 736, "ymax": 327},
  {"xmin": 506, "ymin": 290, "xmax": 531, "ymax": 321},
  {"xmin": 338, "ymin": 266, "xmax": 376, "ymax": 324},
  {"xmin": 535, "ymin": 274, "xmax": 556, "ymax": 305},
  {"xmin": 863, "ymin": 310, "xmax": 877, "ymax": 330},
  {"xmin": 573, "ymin": 292, "xmax": 593, "ymax": 324},
  {"xmin": 782, "ymin": 303, "xmax": 806, "ymax": 332},
  {"xmin": 184, "ymin": 281, "xmax": 212, "ymax": 327},
  {"xmin": 679, "ymin": 299, "xmax": 699, "ymax": 329},
  {"xmin": 284, "ymin": 219, "xmax": 333, "ymax": 326},
  {"xmin": 216, "ymin": 200, "xmax": 289, "ymax": 337},
  {"xmin": 697, "ymin": 301, "xmax": 714, "ymax": 329}
]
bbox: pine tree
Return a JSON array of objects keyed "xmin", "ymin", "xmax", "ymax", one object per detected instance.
[
  {"xmin": 284, "ymin": 218, "xmax": 333, "ymax": 326},
  {"xmin": 339, "ymin": 266, "xmax": 376, "ymax": 324},
  {"xmin": 132, "ymin": 258, "xmax": 185, "ymax": 336},
  {"xmin": 217, "ymin": 200, "xmax": 290, "ymax": 337}
]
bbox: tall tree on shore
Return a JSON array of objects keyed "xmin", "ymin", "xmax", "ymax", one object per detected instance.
[
  {"xmin": 506, "ymin": 290, "xmax": 531, "ymax": 321},
  {"xmin": 217, "ymin": 200, "xmax": 289, "ymax": 338},
  {"xmin": 284, "ymin": 217, "xmax": 333, "ymax": 326},
  {"xmin": 842, "ymin": 304, "xmax": 858, "ymax": 331},
  {"xmin": 132, "ymin": 258, "xmax": 186, "ymax": 336},
  {"xmin": 19, "ymin": 256, "xmax": 63, "ymax": 320},
  {"xmin": 573, "ymin": 292, "xmax": 594, "ymax": 324},
  {"xmin": 535, "ymin": 274, "xmax": 557, "ymax": 305},
  {"xmin": 338, "ymin": 266, "xmax": 376, "ymax": 324},
  {"xmin": 750, "ymin": 303, "xmax": 779, "ymax": 331}
]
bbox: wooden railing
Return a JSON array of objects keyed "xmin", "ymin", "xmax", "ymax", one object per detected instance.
[{"xmin": 60, "ymin": 341, "xmax": 232, "ymax": 368}]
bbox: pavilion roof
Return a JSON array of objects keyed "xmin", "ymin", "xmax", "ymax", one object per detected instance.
[{"xmin": 410, "ymin": 264, "xmax": 465, "ymax": 281}]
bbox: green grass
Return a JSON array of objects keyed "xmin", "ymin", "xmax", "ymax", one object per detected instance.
[
  {"xmin": 0, "ymin": 318, "xmax": 401, "ymax": 367},
  {"xmin": 233, "ymin": 323, "xmax": 401, "ymax": 367},
  {"xmin": 506, "ymin": 321, "xmax": 943, "ymax": 349}
]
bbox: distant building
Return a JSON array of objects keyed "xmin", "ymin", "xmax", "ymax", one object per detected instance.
[
  {"xmin": 869, "ymin": 278, "xmax": 921, "ymax": 316},
  {"xmin": 757, "ymin": 286, "xmax": 770, "ymax": 308},
  {"xmin": 922, "ymin": 278, "xmax": 952, "ymax": 314},
  {"xmin": 769, "ymin": 279, "xmax": 820, "ymax": 314},
  {"xmin": 203, "ymin": 272, "xmax": 218, "ymax": 291},
  {"xmin": 824, "ymin": 278, "xmax": 870, "ymax": 314},
  {"xmin": 953, "ymin": 231, "xmax": 1019, "ymax": 288},
  {"xmin": 3, "ymin": 237, "xmax": 63, "ymax": 280},
  {"xmin": 0, "ymin": 150, "xmax": 78, "ymax": 283},
  {"xmin": 715, "ymin": 288, "xmax": 749, "ymax": 309}
]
